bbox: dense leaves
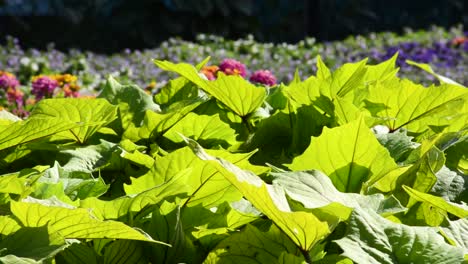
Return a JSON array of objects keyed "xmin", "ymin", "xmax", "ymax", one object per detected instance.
[{"xmin": 0, "ymin": 55, "xmax": 467, "ymax": 263}]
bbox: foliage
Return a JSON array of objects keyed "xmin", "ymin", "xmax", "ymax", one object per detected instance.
[{"xmin": 0, "ymin": 55, "xmax": 467, "ymax": 263}]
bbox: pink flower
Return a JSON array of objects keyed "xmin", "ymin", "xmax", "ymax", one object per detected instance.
[
  {"xmin": 249, "ymin": 70, "xmax": 277, "ymax": 86},
  {"xmin": 7, "ymin": 87, "xmax": 24, "ymax": 107},
  {"xmin": 31, "ymin": 76, "xmax": 58, "ymax": 99},
  {"xmin": 0, "ymin": 71, "xmax": 20, "ymax": 90},
  {"xmin": 219, "ymin": 59, "xmax": 247, "ymax": 77}
]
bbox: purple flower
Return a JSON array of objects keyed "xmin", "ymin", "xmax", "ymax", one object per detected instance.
[
  {"xmin": 249, "ymin": 70, "xmax": 277, "ymax": 86},
  {"xmin": 0, "ymin": 71, "xmax": 20, "ymax": 90},
  {"xmin": 31, "ymin": 76, "xmax": 58, "ymax": 99},
  {"xmin": 219, "ymin": 59, "xmax": 247, "ymax": 77}
]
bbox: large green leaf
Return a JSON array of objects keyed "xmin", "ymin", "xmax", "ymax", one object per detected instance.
[
  {"xmin": 0, "ymin": 226, "xmax": 67, "ymax": 262},
  {"xmin": 441, "ymin": 218, "xmax": 468, "ymax": 254},
  {"xmin": 365, "ymin": 80, "xmax": 468, "ymax": 132},
  {"xmin": 186, "ymin": 138, "xmax": 333, "ymax": 252},
  {"xmin": 402, "ymin": 186, "xmax": 468, "ymax": 219},
  {"xmin": 125, "ymin": 146, "xmax": 267, "ymax": 208},
  {"xmin": 80, "ymin": 172, "xmax": 191, "ymax": 222},
  {"xmin": 58, "ymin": 243, "xmax": 99, "ymax": 264},
  {"xmin": 154, "ymin": 77, "xmax": 200, "ymax": 108},
  {"xmin": 326, "ymin": 59, "xmax": 368, "ymax": 98},
  {"xmin": 98, "ymin": 76, "xmax": 161, "ymax": 125},
  {"xmin": 289, "ymin": 117, "xmax": 397, "ymax": 193},
  {"xmin": 29, "ymin": 98, "xmax": 117, "ymax": 144},
  {"xmin": 138, "ymin": 99, "xmax": 206, "ymax": 140},
  {"xmin": 0, "ymin": 172, "xmax": 30, "ymax": 196},
  {"xmin": 11, "ymin": 200, "xmax": 163, "ymax": 244},
  {"xmin": 145, "ymin": 203, "xmax": 202, "ymax": 264},
  {"xmin": 58, "ymin": 140, "xmax": 118, "ymax": 173},
  {"xmin": 162, "ymin": 113, "xmax": 237, "ymax": 148},
  {"xmin": 272, "ymin": 170, "xmax": 405, "ymax": 217},
  {"xmin": 0, "ymin": 118, "xmax": 83, "ymax": 151},
  {"xmin": 103, "ymin": 240, "xmax": 146, "ymax": 264},
  {"xmin": 375, "ymin": 129, "xmax": 418, "ymax": 162},
  {"xmin": 183, "ymin": 201, "xmax": 260, "ymax": 240},
  {"xmin": 431, "ymin": 166, "xmax": 467, "ymax": 203},
  {"xmin": 0, "ymin": 215, "xmax": 21, "ymax": 235},
  {"xmin": 154, "ymin": 60, "xmax": 267, "ymax": 117},
  {"xmin": 204, "ymin": 224, "xmax": 303, "ymax": 264},
  {"xmin": 335, "ymin": 208, "xmax": 465, "ymax": 264},
  {"xmin": 31, "ymin": 162, "xmax": 108, "ymax": 204}
]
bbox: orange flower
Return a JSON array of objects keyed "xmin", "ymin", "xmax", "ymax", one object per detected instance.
[
  {"xmin": 452, "ymin": 36, "xmax": 467, "ymax": 46},
  {"xmin": 200, "ymin": 65, "xmax": 219, "ymax": 80}
]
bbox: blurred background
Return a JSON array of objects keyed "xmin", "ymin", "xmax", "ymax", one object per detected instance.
[{"xmin": 1, "ymin": 0, "xmax": 467, "ymax": 53}]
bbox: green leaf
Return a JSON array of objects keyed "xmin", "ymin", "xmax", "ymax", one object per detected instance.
[
  {"xmin": 406, "ymin": 60, "xmax": 465, "ymax": 87},
  {"xmin": 326, "ymin": 59, "xmax": 368, "ymax": 98},
  {"xmin": 316, "ymin": 55, "xmax": 331, "ymax": 80},
  {"xmin": 440, "ymin": 218, "xmax": 468, "ymax": 254},
  {"xmin": 0, "ymin": 118, "xmax": 83, "ymax": 151},
  {"xmin": 204, "ymin": 224, "xmax": 302, "ymax": 264},
  {"xmin": 29, "ymin": 98, "xmax": 117, "ymax": 144},
  {"xmin": 138, "ymin": 99, "xmax": 206, "ymax": 140},
  {"xmin": 335, "ymin": 208, "xmax": 465, "ymax": 264},
  {"xmin": 289, "ymin": 117, "xmax": 397, "ymax": 193},
  {"xmin": 98, "ymin": 76, "xmax": 161, "ymax": 125},
  {"xmin": 0, "ymin": 173, "xmax": 30, "ymax": 196},
  {"xmin": 145, "ymin": 202, "xmax": 202, "ymax": 264},
  {"xmin": 364, "ymin": 53, "xmax": 399, "ymax": 83},
  {"xmin": 11, "ymin": 200, "xmax": 163, "ymax": 244},
  {"xmin": 445, "ymin": 138, "xmax": 468, "ymax": 175},
  {"xmin": 402, "ymin": 185, "xmax": 468, "ymax": 219},
  {"xmin": 80, "ymin": 172, "xmax": 190, "ymax": 221},
  {"xmin": 376, "ymin": 129, "xmax": 418, "ymax": 162},
  {"xmin": 0, "ymin": 215, "xmax": 21, "ymax": 235},
  {"xmin": 125, "ymin": 146, "xmax": 268, "ymax": 208},
  {"xmin": 59, "ymin": 140, "xmax": 118, "ymax": 173},
  {"xmin": 431, "ymin": 166, "xmax": 467, "ymax": 203},
  {"xmin": 162, "ymin": 113, "xmax": 238, "ymax": 148},
  {"xmin": 33, "ymin": 161, "xmax": 108, "ymax": 202},
  {"xmin": 365, "ymin": 80, "xmax": 468, "ymax": 132},
  {"xmin": 154, "ymin": 60, "xmax": 267, "ymax": 117},
  {"xmin": 103, "ymin": 240, "xmax": 146, "ymax": 264},
  {"xmin": 272, "ymin": 170, "xmax": 405, "ymax": 217},
  {"xmin": 185, "ymin": 138, "xmax": 332, "ymax": 252},
  {"xmin": 58, "ymin": 243, "xmax": 99, "ymax": 264},
  {"xmin": 0, "ymin": 226, "xmax": 67, "ymax": 262},
  {"xmin": 154, "ymin": 77, "xmax": 200, "ymax": 108}
]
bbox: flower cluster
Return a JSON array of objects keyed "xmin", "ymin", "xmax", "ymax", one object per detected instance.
[
  {"xmin": 0, "ymin": 71, "xmax": 24, "ymax": 112},
  {"xmin": 0, "ymin": 71, "xmax": 82, "ymax": 118},
  {"xmin": 31, "ymin": 75, "xmax": 59, "ymax": 99},
  {"xmin": 201, "ymin": 59, "xmax": 277, "ymax": 87},
  {"xmin": 249, "ymin": 70, "xmax": 277, "ymax": 86},
  {"xmin": 31, "ymin": 73, "xmax": 80, "ymax": 100},
  {"xmin": 54, "ymin": 74, "xmax": 80, "ymax": 98}
]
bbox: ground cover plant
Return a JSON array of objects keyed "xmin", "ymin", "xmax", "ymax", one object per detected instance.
[{"xmin": 0, "ymin": 53, "xmax": 467, "ymax": 263}]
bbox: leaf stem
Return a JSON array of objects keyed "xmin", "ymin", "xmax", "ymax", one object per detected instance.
[{"xmin": 300, "ymin": 248, "xmax": 312, "ymax": 264}]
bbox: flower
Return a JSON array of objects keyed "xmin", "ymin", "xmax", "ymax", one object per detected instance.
[
  {"xmin": 249, "ymin": 70, "xmax": 277, "ymax": 86},
  {"xmin": 63, "ymin": 84, "xmax": 80, "ymax": 97},
  {"xmin": 53, "ymin": 73, "xmax": 78, "ymax": 86},
  {"xmin": 0, "ymin": 71, "xmax": 20, "ymax": 90},
  {"xmin": 6, "ymin": 87, "xmax": 24, "ymax": 107},
  {"xmin": 31, "ymin": 75, "xmax": 59, "ymax": 99},
  {"xmin": 219, "ymin": 59, "xmax": 247, "ymax": 77},
  {"xmin": 200, "ymin": 65, "xmax": 219, "ymax": 80},
  {"xmin": 452, "ymin": 36, "xmax": 467, "ymax": 46}
]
